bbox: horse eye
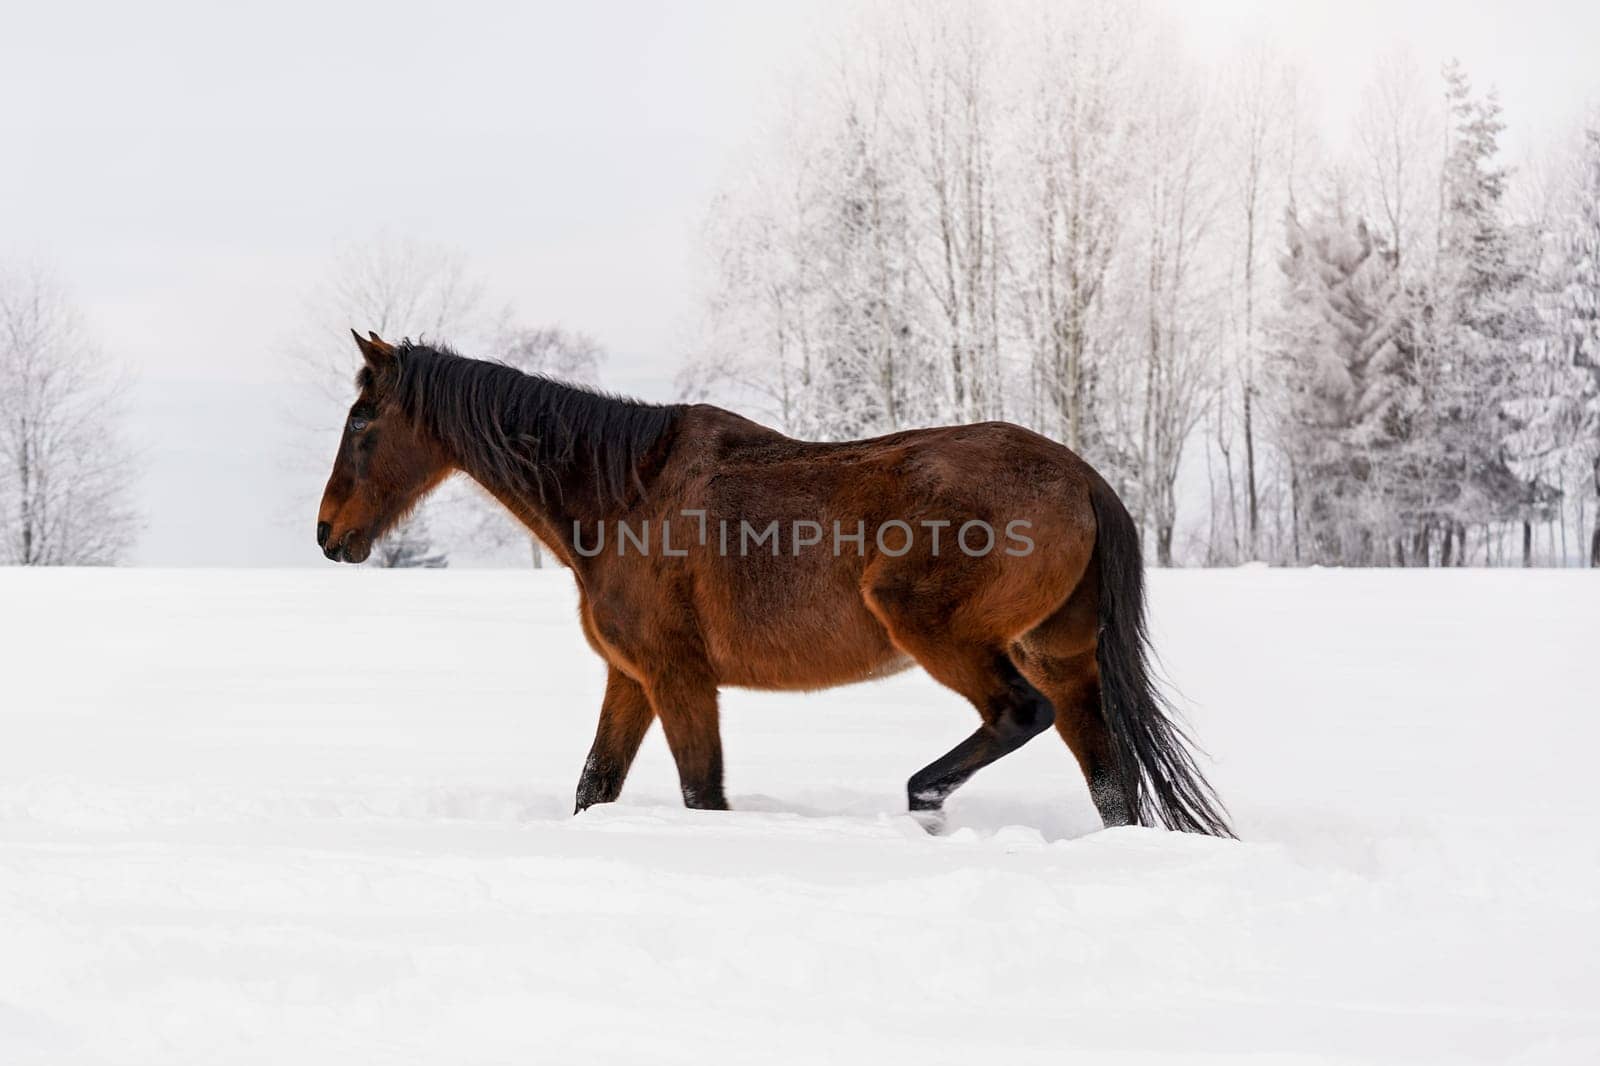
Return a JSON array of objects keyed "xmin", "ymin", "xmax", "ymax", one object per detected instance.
[{"xmin": 349, "ymin": 418, "xmax": 369, "ymax": 433}]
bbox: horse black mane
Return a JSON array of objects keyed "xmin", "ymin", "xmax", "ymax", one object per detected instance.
[{"xmin": 388, "ymin": 340, "xmax": 683, "ymax": 506}]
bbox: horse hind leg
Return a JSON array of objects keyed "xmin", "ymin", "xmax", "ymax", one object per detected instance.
[
  {"xmin": 1014, "ymin": 647, "xmax": 1132, "ymax": 828},
  {"xmin": 902, "ymin": 652, "xmax": 1056, "ymax": 831},
  {"xmin": 863, "ymin": 568, "xmax": 1060, "ymax": 830},
  {"xmin": 1012, "ymin": 586, "xmax": 1133, "ymax": 829}
]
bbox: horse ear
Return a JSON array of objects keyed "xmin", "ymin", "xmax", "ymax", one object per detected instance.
[{"xmin": 351, "ymin": 329, "xmax": 396, "ymax": 367}]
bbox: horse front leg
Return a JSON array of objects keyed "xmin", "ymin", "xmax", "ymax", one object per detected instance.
[
  {"xmin": 574, "ymin": 666, "xmax": 656, "ymax": 813},
  {"xmin": 644, "ymin": 664, "xmax": 727, "ymax": 811}
]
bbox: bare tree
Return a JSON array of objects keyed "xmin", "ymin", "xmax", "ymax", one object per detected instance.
[
  {"xmin": 499, "ymin": 325, "xmax": 605, "ymax": 385},
  {"xmin": 1122, "ymin": 52, "xmax": 1221, "ymax": 566},
  {"xmin": 683, "ymin": 19, "xmax": 924, "ymax": 442},
  {"xmin": 292, "ymin": 234, "xmax": 503, "ymax": 567},
  {"xmin": 903, "ymin": 2, "xmax": 1005, "ymax": 423},
  {"xmin": 1219, "ymin": 42, "xmax": 1299, "ymax": 558},
  {"xmin": 294, "ymin": 233, "xmax": 498, "ymax": 404},
  {"xmin": 1011, "ymin": 0, "xmax": 1137, "ymax": 455},
  {"xmin": 492, "ymin": 324, "xmax": 610, "ymax": 566},
  {"xmin": 0, "ymin": 266, "xmax": 140, "ymax": 565},
  {"xmin": 1353, "ymin": 49, "xmax": 1443, "ymax": 273}
]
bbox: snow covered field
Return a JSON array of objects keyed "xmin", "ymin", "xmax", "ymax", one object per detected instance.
[{"xmin": 0, "ymin": 568, "xmax": 1595, "ymax": 1064}]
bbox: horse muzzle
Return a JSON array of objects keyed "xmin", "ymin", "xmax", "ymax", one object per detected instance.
[{"xmin": 318, "ymin": 525, "xmax": 371, "ymax": 564}]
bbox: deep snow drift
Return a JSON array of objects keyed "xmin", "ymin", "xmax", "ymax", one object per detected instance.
[{"xmin": 0, "ymin": 568, "xmax": 1596, "ymax": 1064}]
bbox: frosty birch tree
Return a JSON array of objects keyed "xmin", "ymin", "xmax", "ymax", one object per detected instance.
[
  {"xmin": 809, "ymin": 98, "xmax": 920, "ymax": 438},
  {"xmin": 684, "ymin": 18, "xmax": 924, "ymax": 441},
  {"xmin": 1219, "ymin": 42, "xmax": 1298, "ymax": 558},
  {"xmin": 0, "ymin": 267, "xmax": 140, "ymax": 565},
  {"xmin": 904, "ymin": 3, "xmax": 1004, "ymax": 424},
  {"xmin": 680, "ymin": 184, "xmax": 805, "ymax": 427},
  {"xmin": 1010, "ymin": 1, "xmax": 1135, "ymax": 457},
  {"xmin": 1120, "ymin": 52, "xmax": 1220, "ymax": 565},
  {"xmin": 1354, "ymin": 51, "xmax": 1442, "ymax": 274}
]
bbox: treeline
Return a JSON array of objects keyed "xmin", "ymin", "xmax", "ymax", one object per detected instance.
[{"xmin": 683, "ymin": 0, "xmax": 1600, "ymax": 566}]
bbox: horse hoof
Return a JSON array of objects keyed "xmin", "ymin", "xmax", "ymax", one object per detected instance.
[{"xmin": 909, "ymin": 808, "xmax": 946, "ymax": 835}]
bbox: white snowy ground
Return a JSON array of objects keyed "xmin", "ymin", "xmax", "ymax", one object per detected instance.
[{"xmin": 0, "ymin": 568, "xmax": 1595, "ymax": 1065}]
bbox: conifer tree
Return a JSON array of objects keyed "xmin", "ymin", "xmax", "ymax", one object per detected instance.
[
  {"xmin": 1270, "ymin": 194, "xmax": 1408, "ymax": 563},
  {"xmin": 1426, "ymin": 63, "xmax": 1547, "ymax": 559}
]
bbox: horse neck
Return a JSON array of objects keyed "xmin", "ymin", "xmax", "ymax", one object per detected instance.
[
  {"xmin": 470, "ymin": 475, "xmax": 586, "ymax": 568},
  {"xmin": 411, "ymin": 366, "xmax": 645, "ymax": 558}
]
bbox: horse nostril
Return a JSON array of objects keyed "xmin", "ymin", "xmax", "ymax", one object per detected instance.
[{"xmin": 316, "ymin": 521, "xmax": 331, "ymax": 548}]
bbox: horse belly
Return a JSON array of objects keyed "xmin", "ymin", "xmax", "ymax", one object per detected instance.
[{"xmin": 701, "ymin": 588, "xmax": 911, "ymax": 691}]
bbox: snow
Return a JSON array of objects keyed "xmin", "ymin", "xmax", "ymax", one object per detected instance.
[{"xmin": 1, "ymin": 567, "xmax": 1596, "ymax": 1064}]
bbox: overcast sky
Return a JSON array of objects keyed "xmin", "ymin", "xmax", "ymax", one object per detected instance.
[{"xmin": 3, "ymin": 1, "xmax": 1597, "ymax": 565}]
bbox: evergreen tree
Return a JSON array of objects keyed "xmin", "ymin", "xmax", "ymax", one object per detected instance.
[
  {"xmin": 1568, "ymin": 124, "xmax": 1600, "ymax": 565},
  {"xmin": 1270, "ymin": 194, "xmax": 1409, "ymax": 563},
  {"xmin": 1425, "ymin": 63, "xmax": 1548, "ymax": 557},
  {"xmin": 1524, "ymin": 119, "xmax": 1600, "ymax": 564}
]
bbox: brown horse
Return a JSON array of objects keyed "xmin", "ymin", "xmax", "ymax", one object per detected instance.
[{"xmin": 318, "ymin": 331, "xmax": 1230, "ymax": 836}]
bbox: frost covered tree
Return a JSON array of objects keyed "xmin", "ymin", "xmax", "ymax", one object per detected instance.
[
  {"xmin": 294, "ymin": 233, "xmax": 496, "ymax": 401},
  {"xmin": 1423, "ymin": 63, "xmax": 1546, "ymax": 563},
  {"xmin": 1262, "ymin": 60, "xmax": 1558, "ymax": 566},
  {"xmin": 0, "ymin": 266, "xmax": 140, "ymax": 565},
  {"xmin": 904, "ymin": 3, "xmax": 1005, "ymax": 425},
  {"xmin": 1196, "ymin": 42, "xmax": 1321, "ymax": 565},
  {"xmin": 1354, "ymin": 50, "xmax": 1443, "ymax": 275},
  {"xmin": 1268, "ymin": 194, "xmax": 1409, "ymax": 564},
  {"xmin": 807, "ymin": 103, "xmax": 921, "ymax": 438},
  {"xmin": 1010, "ymin": 0, "xmax": 1138, "ymax": 458},
  {"xmin": 1215, "ymin": 42, "xmax": 1301, "ymax": 558},
  {"xmin": 293, "ymin": 234, "xmax": 501, "ymax": 567},
  {"xmin": 1117, "ymin": 51, "xmax": 1221, "ymax": 566},
  {"xmin": 500, "ymin": 325, "xmax": 605, "ymax": 386},
  {"xmin": 684, "ymin": 8, "xmax": 956, "ymax": 442},
  {"xmin": 1334, "ymin": 53, "xmax": 1450, "ymax": 563},
  {"xmin": 687, "ymin": 2, "xmax": 1233, "ymax": 561},
  {"xmin": 368, "ymin": 510, "xmax": 448, "ymax": 568},
  {"xmin": 683, "ymin": 59, "xmax": 911, "ymax": 439},
  {"xmin": 685, "ymin": 6, "xmax": 1589, "ymax": 567},
  {"xmin": 1266, "ymin": 63, "xmax": 1548, "ymax": 566},
  {"xmin": 1519, "ymin": 116, "xmax": 1600, "ymax": 565}
]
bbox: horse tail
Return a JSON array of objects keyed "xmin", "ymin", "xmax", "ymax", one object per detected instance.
[{"xmin": 1088, "ymin": 476, "xmax": 1234, "ymax": 838}]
